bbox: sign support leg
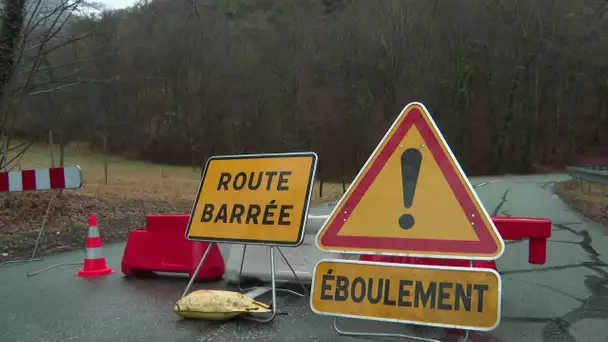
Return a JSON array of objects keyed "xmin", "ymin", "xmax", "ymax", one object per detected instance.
[
  {"xmin": 242, "ymin": 246, "xmax": 277, "ymax": 323},
  {"xmin": 181, "ymin": 243, "xmax": 304, "ymax": 323},
  {"xmin": 30, "ymin": 191, "xmax": 56, "ymax": 261},
  {"xmin": 329, "ymin": 254, "xmax": 440, "ymax": 341},
  {"xmin": 460, "ymin": 261, "xmax": 474, "ymax": 341},
  {"xmin": 237, "ymin": 244, "xmax": 254, "ymax": 292},
  {"xmin": 328, "ymin": 254, "xmax": 480, "ymax": 341},
  {"xmin": 239, "ymin": 245, "xmax": 310, "ymax": 322},
  {"xmin": 237, "ymin": 245, "xmax": 307, "ymax": 298},
  {"xmin": 181, "ymin": 242, "xmax": 214, "ymax": 298},
  {"xmin": 332, "ymin": 316, "xmax": 440, "ymax": 342},
  {"xmin": 275, "ymin": 247, "xmax": 308, "ymax": 297},
  {"xmin": 23, "ymin": 191, "xmax": 81, "ymax": 275},
  {"xmin": 2, "ymin": 192, "xmax": 56, "ymax": 268},
  {"xmin": 26, "ymin": 262, "xmax": 83, "ymax": 277}
]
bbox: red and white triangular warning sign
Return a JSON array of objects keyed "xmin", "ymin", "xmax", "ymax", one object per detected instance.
[{"xmin": 316, "ymin": 102, "xmax": 505, "ymax": 260}]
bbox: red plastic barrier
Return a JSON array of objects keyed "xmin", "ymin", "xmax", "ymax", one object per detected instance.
[
  {"xmin": 359, "ymin": 216, "xmax": 551, "ymax": 269},
  {"xmin": 121, "ymin": 214, "xmax": 225, "ymax": 281},
  {"xmin": 492, "ymin": 216, "xmax": 550, "ymax": 264}
]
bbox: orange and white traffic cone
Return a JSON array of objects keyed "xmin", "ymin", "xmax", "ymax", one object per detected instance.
[{"xmin": 75, "ymin": 215, "xmax": 115, "ymax": 277}]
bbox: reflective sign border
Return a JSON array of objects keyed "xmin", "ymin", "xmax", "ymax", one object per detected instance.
[
  {"xmin": 309, "ymin": 258, "xmax": 502, "ymax": 331},
  {"xmin": 64, "ymin": 165, "xmax": 84, "ymax": 189},
  {"xmin": 314, "ymin": 102, "xmax": 505, "ymax": 260},
  {"xmin": 185, "ymin": 152, "xmax": 318, "ymax": 247}
]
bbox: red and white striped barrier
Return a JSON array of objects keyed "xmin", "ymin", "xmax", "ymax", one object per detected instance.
[{"xmin": 0, "ymin": 166, "xmax": 82, "ymax": 193}]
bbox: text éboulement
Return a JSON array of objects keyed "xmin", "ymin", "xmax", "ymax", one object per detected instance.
[{"xmin": 318, "ymin": 269, "xmax": 491, "ymax": 313}]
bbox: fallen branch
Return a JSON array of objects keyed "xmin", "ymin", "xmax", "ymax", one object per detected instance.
[{"xmin": 29, "ymin": 80, "xmax": 82, "ymax": 96}]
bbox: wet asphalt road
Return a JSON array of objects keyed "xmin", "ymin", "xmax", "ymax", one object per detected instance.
[{"xmin": 1, "ymin": 173, "xmax": 608, "ymax": 341}]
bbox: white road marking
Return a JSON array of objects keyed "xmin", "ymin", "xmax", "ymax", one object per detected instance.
[{"xmin": 474, "ymin": 179, "xmax": 501, "ymax": 188}]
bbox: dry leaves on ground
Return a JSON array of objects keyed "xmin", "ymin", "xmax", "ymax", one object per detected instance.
[
  {"xmin": 555, "ymin": 180, "xmax": 608, "ymax": 225},
  {"xmin": 0, "ymin": 192, "xmax": 192, "ymax": 261}
]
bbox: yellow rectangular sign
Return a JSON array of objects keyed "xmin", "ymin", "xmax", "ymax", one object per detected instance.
[
  {"xmin": 310, "ymin": 259, "xmax": 501, "ymax": 331},
  {"xmin": 186, "ymin": 152, "xmax": 318, "ymax": 246}
]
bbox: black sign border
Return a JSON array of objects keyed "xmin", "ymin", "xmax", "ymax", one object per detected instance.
[{"xmin": 185, "ymin": 151, "xmax": 318, "ymax": 247}]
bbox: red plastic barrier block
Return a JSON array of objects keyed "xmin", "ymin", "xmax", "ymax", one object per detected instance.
[
  {"xmin": 145, "ymin": 214, "xmax": 187, "ymax": 233},
  {"xmin": 359, "ymin": 254, "xmax": 390, "ymax": 263},
  {"xmin": 121, "ymin": 214, "xmax": 225, "ymax": 281},
  {"xmin": 492, "ymin": 216, "xmax": 551, "ymax": 264},
  {"xmin": 359, "ymin": 216, "xmax": 551, "ymax": 268},
  {"xmin": 492, "ymin": 216, "xmax": 551, "ymax": 240},
  {"xmin": 359, "ymin": 255, "xmax": 498, "ymax": 270}
]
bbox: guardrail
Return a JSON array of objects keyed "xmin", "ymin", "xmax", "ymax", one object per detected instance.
[
  {"xmin": 566, "ymin": 166, "xmax": 608, "ymax": 185},
  {"xmin": 578, "ymin": 164, "xmax": 608, "ymax": 171},
  {"xmin": 566, "ymin": 166, "xmax": 608, "ymax": 197}
]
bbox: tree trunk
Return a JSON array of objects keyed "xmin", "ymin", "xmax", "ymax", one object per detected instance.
[
  {"xmin": 103, "ymin": 136, "xmax": 108, "ymax": 185},
  {"xmin": 0, "ymin": 134, "xmax": 9, "ymax": 207},
  {"xmin": 318, "ymin": 162, "xmax": 323, "ymax": 198},
  {"xmin": 58, "ymin": 139, "xmax": 66, "ymax": 197},
  {"xmin": 0, "ymin": 0, "xmax": 26, "ymax": 104},
  {"xmin": 49, "ymin": 130, "xmax": 55, "ymax": 168}
]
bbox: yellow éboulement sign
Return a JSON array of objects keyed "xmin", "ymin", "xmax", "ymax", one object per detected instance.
[
  {"xmin": 186, "ymin": 152, "xmax": 318, "ymax": 246},
  {"xmin": 310, "ymin": 259, "xmax": 501, "ymax": 331}
]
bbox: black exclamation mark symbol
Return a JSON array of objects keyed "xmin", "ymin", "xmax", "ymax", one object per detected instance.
[{"xmin": 399, "ymin": 148, "xmax": 422, "ymax": 229}]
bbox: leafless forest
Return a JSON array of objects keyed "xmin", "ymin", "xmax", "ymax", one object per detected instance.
[{"xmin": 2, "ymin": 0, "xmax": 608, "ymax": 181}]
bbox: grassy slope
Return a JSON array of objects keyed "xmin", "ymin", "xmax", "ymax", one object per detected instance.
[
  {"xmin": 0, "ymin": 142, "xmax": 345, "ymax": 260},
  {"xmin": 555, "ymin": 179, "xmax": 608, "ymax": 225},
  {"xmin": 13, "ymin": 141, "xmax": 344, "ymax": 203}
]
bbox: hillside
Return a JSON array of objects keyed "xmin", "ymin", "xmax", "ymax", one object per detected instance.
[{"xmin": 4, "ymin": 0, "xmax": 608, "ymax": 183}]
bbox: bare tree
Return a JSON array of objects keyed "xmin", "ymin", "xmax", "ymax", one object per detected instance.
[{"xmin": 4, "ymin": 0, "xmax": 608, "ymax": 181}]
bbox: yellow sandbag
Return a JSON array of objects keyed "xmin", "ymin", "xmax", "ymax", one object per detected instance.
[{"xmin": 174, "ymin": 289, "xmax": 271, "ymax": 321}]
